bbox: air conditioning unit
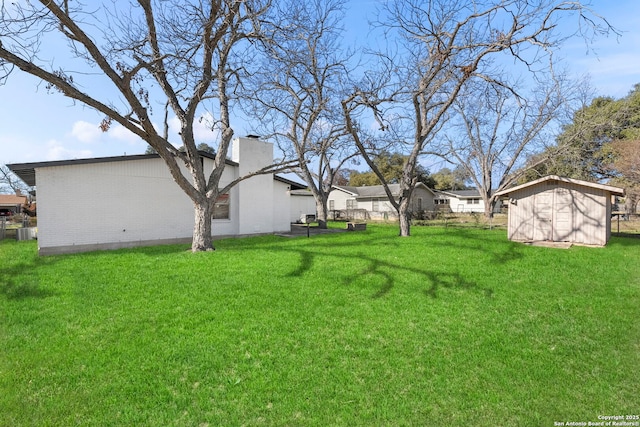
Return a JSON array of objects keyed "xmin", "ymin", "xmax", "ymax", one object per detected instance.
[{"xmin": 16, "ymin": 227, "xmax": 37, "ymax": 241}]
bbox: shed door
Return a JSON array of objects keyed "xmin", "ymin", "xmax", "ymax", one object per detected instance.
[
  {"xmin": 553, "ymin": 187, "xmax": 574, "ymax": 242},
  {"xmin": 533, "ymin": 190, "xmax": 553, "ymax": 241}
]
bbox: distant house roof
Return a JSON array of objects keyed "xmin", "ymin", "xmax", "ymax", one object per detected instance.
[
  {"xmin": 6, "ymin": 152, "xmax": 309, "ymax": 189},
  {"xmin": 494, "ymin": 175, "xmax": 625, "ymax": 197},
  {"xmin": 435, "ymin": 189, "xmax": 481, "ymax": 199},
  {"xmin": 332, "ymin": 183, "xmax": 434, "ymax": 199},
  {"xmin": 0, "ymin": 194, "xmax": 28, "ymax": 207}
]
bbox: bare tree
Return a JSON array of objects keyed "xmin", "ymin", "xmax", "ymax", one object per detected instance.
[
  {"xmin": 342, "ymin": 0, "xmax": 615, "ymax": 236},
  {"xmin": 444, "ymin": 76, "xmax": 574, "ymax": 218},
  {"xmin": 245, "ymin": 0, "xmax": 356, "ymax": 228},
  {"xmin": 0, "ymin": 0, "xmax": 295, "ymax": 251},
  {"xmin": 0, "ymin": 165, "xmax": 30, "ymax": 195}
]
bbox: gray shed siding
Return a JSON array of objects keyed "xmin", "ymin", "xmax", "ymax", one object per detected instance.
[{"xmin": 506, "ymin": 180, "xmax": 613, "ymax": 246}]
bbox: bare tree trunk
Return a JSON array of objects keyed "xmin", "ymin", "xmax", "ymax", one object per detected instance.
[
  {"xmin": 192, "ymin": 201, "xmax": 214, "ymax": 252},
  {"xmin": 484, "ymin": 199, "xmax": 495, "ymax": 219},
  {"xmin": 398, "ymin": 197, "xmax": 412, "ymax": 236},
  {"xmin": 396, "ymin": 159, "xmax": 418, "ymax": 237},
  {"xmin": 315, "ymin": 197, "xmax": 328, "ymax": 229}
]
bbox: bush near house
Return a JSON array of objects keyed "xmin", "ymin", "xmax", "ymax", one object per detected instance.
[{"xmin": 1, "ymin": 224, "xmax": 638, "ymax": 426}]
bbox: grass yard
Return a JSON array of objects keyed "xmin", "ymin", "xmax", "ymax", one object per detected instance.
[{"xmin": 1, "ymin": 224, "xmax": 639, "ymax": 426}]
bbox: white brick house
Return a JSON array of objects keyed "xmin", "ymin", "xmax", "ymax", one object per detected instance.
[{"xmin": 8, "ymin": 137, "xmax": 304, "ymax": 255}]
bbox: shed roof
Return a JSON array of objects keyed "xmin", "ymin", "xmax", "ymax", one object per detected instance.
[{"xmin": 494, "ymin": 175, "xmax": 625, "ymax": 197}]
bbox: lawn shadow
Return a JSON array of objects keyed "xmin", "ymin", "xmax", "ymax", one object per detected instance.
[
  {"xmin": 421, "ymin": 226, "xmax": 525, "ymax": 265},
  {"xmin": 96, "ymin": 225, "xmax": 509, "ymax": 301},
  {"xmin": 246, "ymin": 227, "xmax": 515, "ymax": 299},
  {"xmin": 423, "ymin": 270, "xmax": 494, "ymax": 299},
  {"xmin": 282, "ymin": 243, "xmax": 494, "ymax": 300},
  {"xmin": 0, "ymin": 259, "xmax": 59, "ymax": 300}
]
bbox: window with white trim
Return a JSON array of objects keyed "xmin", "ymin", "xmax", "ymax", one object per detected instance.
[{"xmin": 213, "ymin": 193, "xmax": 230, "ymax": 219}]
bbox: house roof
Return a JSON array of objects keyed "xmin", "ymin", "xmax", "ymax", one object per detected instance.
[
  {"xmin": 332, "ymin": 183, "xmax": 434, "ymax": 199},
  {"xmin": 435, "ymin": 189, "xmax": 481, "ymax": 198},
  {"xmin": 7, "ymin": 151, "xmax": 237, "ymax": 187},
  {"xmin": 0, "ymin": 194, "xmax": 28, "ymax": 206},
  {"xmin": 494, "ymin": 175, "xmax": 625, "ymax": 197},
  {"xmin": 290, "ymin": 189, "xmax": 314, "ymax": 196},
  {"xmin": 274, "ymin": 176, "xmax": 307, "ymax": 191}
]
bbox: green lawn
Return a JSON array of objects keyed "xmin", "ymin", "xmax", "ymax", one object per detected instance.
[{"xmin": 1, "ymin": 224, "xmax": 639, "ymax": 426}]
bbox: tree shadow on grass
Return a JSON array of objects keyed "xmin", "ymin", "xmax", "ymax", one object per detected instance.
[
  {"xmin": 284, "ymin": 246, "xmax": 494, "ymax": 300},
  {"xmin": 423, "ymin": 270, "xmax": 494, "ymax": 299},
  {"xmin": 0, "ymin": 260, "xmax": 58, "ymax": 300},
  {"xmin": 266, "ymin": 227, "xmax": 523, "ymax": 299}
]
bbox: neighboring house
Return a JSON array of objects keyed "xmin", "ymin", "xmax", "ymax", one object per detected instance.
[
  {"xmin": 329, "ymin": 183, "xmax": 436, "ymax": 220},
  {"xmin": 8, "ymin": 137, "xmax": 305, "ymax": 255},
  {"xmin": 434, "ymin": 189, "xmax": 502, "ymax": 214},
  {"xmin": 0, "ymin": 193, "xmax": 28, "ymax": 216},
  {"xmin": 494, "ymin": 175, "xmax": 625, "ymax": 246}
]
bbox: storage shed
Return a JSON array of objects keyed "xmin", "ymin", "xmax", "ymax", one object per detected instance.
[{"xmin": 495, "ymin": 175, "xmax": 625, "ymax": 246}]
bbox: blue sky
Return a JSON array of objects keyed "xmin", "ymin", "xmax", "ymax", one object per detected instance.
[{"xmin": 1, "ymin": 0, "xmax": 639, "ymax": 166}]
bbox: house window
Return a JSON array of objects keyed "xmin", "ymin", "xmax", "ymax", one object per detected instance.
[
  {"xmin": 372, "ymin": 199, "xmax": 379, "ymax": 211},
  {"xmin": 416, "ymin": 197, "xmax": 423, "ymax": 211},
  {"xmin": 213, "ymin": 193, "xmax": 230, "ymax": 219},
  {"xmin": 467, "ymin": 198, "xmax": 480, "ymax": 205},
  {"xmin": 346, "ymin": 199, "xmax": 356, "ymax": 209},
  {"xmin": 329, "ymin": 200, "xmax": 334, "ymax": 210}
]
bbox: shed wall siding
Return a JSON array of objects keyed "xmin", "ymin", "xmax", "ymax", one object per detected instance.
[{"xmin": 507, "ymin": 180, "xmax": 611, "ymax": 245}]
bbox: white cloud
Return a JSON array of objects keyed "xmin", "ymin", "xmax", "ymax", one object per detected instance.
[
  {"xmin": 194, "ymin": 112, "xmax": 221, "ymax": 142},
  {"xmin": 70, "ymin": 119, "xmax": 156, "ymax": 147},
  {"xmin": 70, "ymin": 120, "xmax": 102, "ymax": 143},
  {"xmin": 45, "ymin": 140, "xmax": 92, "ymax": 161},
  {"xmin": 169, "ymin": 115, "xmax": 181, "ymax": 131},
  {"xmin": 165, "ymin": 113, "xmax": 221, "ymax": 145},
  {"xmin": 109, "ymin": 124, "xmax": 145, "ymax": 145}
]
